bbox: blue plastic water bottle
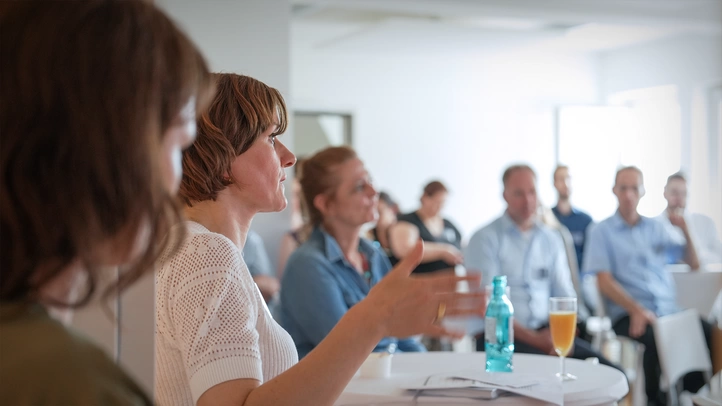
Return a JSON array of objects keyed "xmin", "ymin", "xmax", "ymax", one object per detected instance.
[{"xmin": 485, "ymin": 275, "xmax": 514, "ymax": 372}]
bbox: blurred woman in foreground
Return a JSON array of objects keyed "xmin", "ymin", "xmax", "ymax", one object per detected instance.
[{"xmin": 0, "ymin": 1, "xmax": 213, "ymax": 403}]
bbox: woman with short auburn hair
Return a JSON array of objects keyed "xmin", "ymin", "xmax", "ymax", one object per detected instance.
[
  {"xmin": 155, "ymin": 74, "xmax": 486, "ymax": 406},
  {"xmin": 0, "ymin": 1, "xmax": 213, "ymax": 403}
]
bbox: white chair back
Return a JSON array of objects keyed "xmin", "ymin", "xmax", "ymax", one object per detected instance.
[
  {"xmin": 671, "ymin": 270, "xmax": 722, "ymax": 319},
  {"xmin": 592, "ymin": 275, "xmax": 647, "ymax": 406},
  {"xmin": 654, "ymin": 309, "xmax": 712, "ymax": 405}
]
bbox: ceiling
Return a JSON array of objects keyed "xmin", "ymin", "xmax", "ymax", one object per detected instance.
[{"xmin": 291, "ymin": 0, "xmax": 722, "ymax": 54}]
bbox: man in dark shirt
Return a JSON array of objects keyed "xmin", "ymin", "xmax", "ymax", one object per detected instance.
[{"xmin": 551, "ymin": 165, "xmax": 593, "ymax": 273}]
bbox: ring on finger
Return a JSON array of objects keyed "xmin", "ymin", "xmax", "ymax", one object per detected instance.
[{"xmin": 434, "ymin": 301, "xmax": 447, "ymax": 324}]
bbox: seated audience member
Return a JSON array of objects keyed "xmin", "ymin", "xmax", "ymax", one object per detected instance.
[
  {"xmin": 369, "ymin": 191, "xmax": 401, "ymax": 266},
  {"xmin": 465, "ymin": 165, "xmax": 615, "ymax": 368},
  {"xmin": 155, "ymin": 74, "xmax": 485, "ymax": 406},
  {"xmin": 584, "ymin": 166, "xmax": 711, "ymax": 406},
  {"xmin": 281, "ymin": 147, "xmax": 427, "ymax": 358},
  {"xmin": 391, "ymin": 181, "xmax": 463, "ymax": 274},
  {"xmin": 243, "ymin": 230, "xmax": 280, "ymax": 303},
  {"xmin": 551, "ymin": 165, "xmax": 594, "ymax": 273},
  {"xmin": 0, "ymin": 1, "xmax": 213, "ymax": 403},
  {"xmin": 658, "ymin": 172, "xmax": 722, "ymax": 268},
  {"xmin": 277, "ymin": 157, "xmax": 311, "ymax": 277}
]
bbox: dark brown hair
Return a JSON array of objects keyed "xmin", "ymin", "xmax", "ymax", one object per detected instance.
[
  {"xmin": 179, "ymin": 73, "xmax": 288, "ymax": 206},
  {"xmin": 300, "ymin": 146, "xmax": 358, "ymax": 225},
  {"xmin": 0, "ymin": 1, "xmax": 213, "ymax": 305},
  {"xmin": 502, "ymin": 164, "xmax": 536, "ymax": 187},
  {"xmin": 423, "ymin": 181, "xmax": 448, "ymax": 197}
]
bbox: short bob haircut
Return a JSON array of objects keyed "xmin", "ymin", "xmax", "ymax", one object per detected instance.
[
  {"xmin": 0, "ymin": 1, "xmax": 214, "ymax": 305},
  {"xmin": 179, "ymin": 73, "xmax": 288, "ymax": 206}
]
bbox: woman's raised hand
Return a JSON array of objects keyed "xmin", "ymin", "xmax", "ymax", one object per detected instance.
[{"xmin": 364, "ymin": 240, "xmax": 486, "ymax": 339}]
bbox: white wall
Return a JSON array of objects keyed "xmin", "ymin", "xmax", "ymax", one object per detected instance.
[
  {"xmin": 601, "ymin": 35, "xmax": 721, "ymax": 96},
  {"xmin": 600, "ymin": 34, "xmax": 722, "ymax": 226},
  {"xmin": 293, "ymin": 48, "xmax": 600, "ymax": 238}
]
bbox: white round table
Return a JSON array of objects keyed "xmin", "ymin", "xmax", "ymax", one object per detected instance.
[{"xmin": 336, "ymin": 352, "xmax": 628, "ymax": 406}]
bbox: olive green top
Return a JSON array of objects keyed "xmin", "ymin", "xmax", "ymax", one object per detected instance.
[{"xmin": 0, "ymin": 302, "xmax": 152, "ymax": 405}]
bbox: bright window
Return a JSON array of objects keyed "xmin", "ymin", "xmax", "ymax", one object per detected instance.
[{"xmin": 557, "ymin": 85, "xmax": 682, "ymax": 220}]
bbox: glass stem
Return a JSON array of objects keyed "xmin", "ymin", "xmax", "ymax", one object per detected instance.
[{"xmin": 560, "ymin": 355, "xmax": 566, "ymax": 378}]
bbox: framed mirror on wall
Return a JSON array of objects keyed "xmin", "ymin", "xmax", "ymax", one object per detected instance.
[{"xmin": 293, "ymin": 111, "xmax": 352, "ymax": 156}]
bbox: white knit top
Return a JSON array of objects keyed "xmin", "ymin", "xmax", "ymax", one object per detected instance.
[{"xmin": 155, "ymin": 221, "xmax": 298, "ymax": 406}]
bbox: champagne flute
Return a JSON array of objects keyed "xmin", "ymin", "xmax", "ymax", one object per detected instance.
[{"xmin": 549, "ymin": 297, "xmax": 577, "ymax": 381}]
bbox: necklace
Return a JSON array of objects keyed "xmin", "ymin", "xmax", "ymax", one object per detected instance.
[{"xmin": 348, "ymin": 251, "xmax": 372, "ymax": 286}]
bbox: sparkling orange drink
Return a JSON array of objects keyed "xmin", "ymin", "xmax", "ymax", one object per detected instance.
[{"xmin": 549, "ymin": 311, "xmax": 576, "ymax": 357}]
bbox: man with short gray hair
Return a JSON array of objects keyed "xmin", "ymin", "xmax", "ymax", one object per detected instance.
[
  {"xmin": 658, "ymin": 172, "xmax": 722, "ymax": 268},
  {"xmin": 466, "ymin": 164, "xmax": 614, "ymax": 368},
  {"xmin": 584, "ymin": 166, "xmax": 710, "ymax": 405}
]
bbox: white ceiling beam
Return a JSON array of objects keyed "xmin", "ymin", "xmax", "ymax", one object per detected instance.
[{"xmin": 291, "ymin": 0, "xmax": 722, "ymax": 33}]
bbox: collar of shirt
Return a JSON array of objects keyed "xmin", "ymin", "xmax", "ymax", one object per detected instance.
[
  {"xmin": 500, "ymin": 211, "xmax": 542, "ymax": 236},
  {"xmin": 610, "ymin": 210, "xmax": 651, "ymax": 231},
  {"xmin": 311, "ymin": 226, "xmax": 378, "ymax": 267}
]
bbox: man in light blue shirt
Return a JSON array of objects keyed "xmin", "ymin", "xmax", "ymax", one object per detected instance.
[
  {"xmin": 584, "ymin": 166, "xmax": 711, "ymax": 405},
  {"xmin": 466, "ymin": 165, "xmax": 615, "ymax": 368}
]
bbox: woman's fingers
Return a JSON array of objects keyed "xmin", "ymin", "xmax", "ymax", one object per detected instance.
[
  {"xmin": 418, "ymin": 273, "xmax": 482, "ymax": 291},
  {"xmin": 438, "ymin": 292, "xmax": 487, "ymax": 317},
  {"xmin": 422, "ymin": 324, "xmax": 465, "ymax": 339}
]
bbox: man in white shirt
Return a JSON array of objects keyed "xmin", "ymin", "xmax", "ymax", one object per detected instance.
[
  {"xmin": 658, "ymin": 172, "xmax": 722, "ymax": 269},
  {"xmin": 465, "ymin": 165, "xmax": 616, "ymax": 369}
]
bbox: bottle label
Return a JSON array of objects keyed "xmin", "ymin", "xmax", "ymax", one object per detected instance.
[
  {"xmin": 508, "ymin": 316, "xmax": 514, "ymax": 343},
  {"xmin": 485, "ymin": 317, "xmax": 497, "ymax": 344}
]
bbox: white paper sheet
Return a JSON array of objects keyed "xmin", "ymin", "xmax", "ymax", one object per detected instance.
[
  {"xmin": 402, "ymin": 371, "xmax": 563, "ymax": 406},
  {"xmin": 451, "ymin": 370, "xmax": 541, "ymax": 388}
]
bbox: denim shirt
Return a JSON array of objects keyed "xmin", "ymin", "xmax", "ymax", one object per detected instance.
[
  {"xmin": 465, "ymin": 213, "xmax": 577, "ymax": 329},
  {"xmin": 280, "ymin": 227, "xmax": 426, "ymax": 358},
  {"xmin": 583, "ymin": 212, "xmax": 684, "ymax": 323}
]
